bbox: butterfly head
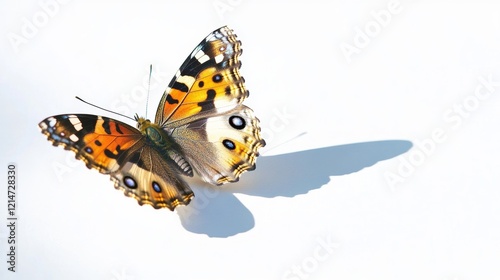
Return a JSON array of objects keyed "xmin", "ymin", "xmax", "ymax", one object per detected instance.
[{"xmin": 133, "ymin": 114, "xmax": 152, "ymax": 133}]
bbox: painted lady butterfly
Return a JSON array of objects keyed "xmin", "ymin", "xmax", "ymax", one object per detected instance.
[{"xmin": 39, "ymin": 26, "xmax": 265, "ymax": 210}]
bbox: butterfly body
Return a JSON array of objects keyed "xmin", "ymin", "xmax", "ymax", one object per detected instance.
[
  {"xmin": 39, "ymin": 26, "xmax": 265, "ymax": 210},
  {"xmin": 136, "ymin": 116, "xmax": 192, "ymax": 175}
]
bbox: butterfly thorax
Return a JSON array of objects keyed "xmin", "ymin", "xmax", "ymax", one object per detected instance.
[
  {"xmin": 136, "ymin": 117, "xmax": 169, "ymax": 146},
  {"xmin": 136, "ymin": 116, "xmax": 193, "ymax": 177}
]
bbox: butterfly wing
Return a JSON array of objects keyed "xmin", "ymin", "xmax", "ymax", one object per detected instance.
[
  {"xmin": 39, "ymin": 114, "xmax": 193, "ymax": 210},
  {"xmin": 170, "ymin": 105, "xmax": 265, "ymax": 185},
  {"xmin": 154, "ymin": 26, "xmax": 248, "ymax": 127},
  {"xmin": 110, "ymin": 143, "xmax": 194, "ymax": 210},
  {"xmin": 154, "ymin": 26, "xmax": 265, "ymax": 185}
]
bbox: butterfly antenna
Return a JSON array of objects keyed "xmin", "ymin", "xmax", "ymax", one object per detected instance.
[
  {"xmin": 145, "ymin": 64, "xmax": 152, "ymax": 118},
  {"xmin": 75, "ymin": 96, "xmax": 135, "ymax": 121}
]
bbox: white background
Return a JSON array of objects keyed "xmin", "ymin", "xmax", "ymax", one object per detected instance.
[{"xmin": 1, "ymin": 0, "xmax": 500, "ymax": 279}]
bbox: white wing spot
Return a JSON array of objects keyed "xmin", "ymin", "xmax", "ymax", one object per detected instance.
[
  {"xmin": 195, "ymin": 50, "xmax": 210, "ymax": 64},
  {"xmin": 48, "ymin": 117, "xmax": 57, "ymax": 127},
  {"xmin": 197, "ymin": 54, "xmax": 210, "ymax": 64},
  {"xmin": 69, "ymin": 134, "xmax": 79, "ymax": 142},
  {"xmin": 176, "ymin": 75, "xmax": 196, "ymax": 88},
  {"xmin": 68, "ymin": 115, "xmax": 84, "ymax": 131},
  {"xmin": 214, "ymin": 53, "xmax": 224, "ymax": 63}
]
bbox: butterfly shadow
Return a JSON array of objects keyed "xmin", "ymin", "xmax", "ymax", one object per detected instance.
[{"xmin": 176, "ymin": 140, "xmax": 412, "ymax": 238}]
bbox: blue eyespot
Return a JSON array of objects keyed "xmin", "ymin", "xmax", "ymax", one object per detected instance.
[
  {"xmin": 229, "ymin": 115, "xmax": 245, "ymax": 130},
  {"xmin": 124, "ymin": 176, "xmax": 137, "ymax": 189},
  {"xmin": 152, "ymin": 182, "xmax": 161, "ymax": 193},
  {"xmin": 223, "ymin": 139, "xmax": 236, "ymax": 150}
]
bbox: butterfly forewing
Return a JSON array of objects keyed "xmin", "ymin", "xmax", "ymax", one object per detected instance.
[
  {"xmin": 39, "ymin": 114, "xmax": 142, "ymax": 173},
  {"xmin": 155, "ymin": 26, "xmax": 248, "ymax": 127}
]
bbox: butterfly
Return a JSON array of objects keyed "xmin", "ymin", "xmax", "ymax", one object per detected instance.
[{"xmin": 39, "ymin": 26, "xmax": 265, "ymax": 211}]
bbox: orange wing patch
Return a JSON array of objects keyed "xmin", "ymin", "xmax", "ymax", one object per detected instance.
[{"xmin": 164, "ymin": 67, "xmax": 247, "ymax": 123}]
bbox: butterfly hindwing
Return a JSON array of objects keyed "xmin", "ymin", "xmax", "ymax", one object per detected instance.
[
  {"xmin": 39, "ymin": 114, "xmax": 193, "ymax": 210},
  {"xmin": 109, "ymin": 144, "xmax": 193, "ymax": 210},
  {"xmin": 170, "ymin": 105, "xmax": 265, "ymax": 185}
]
